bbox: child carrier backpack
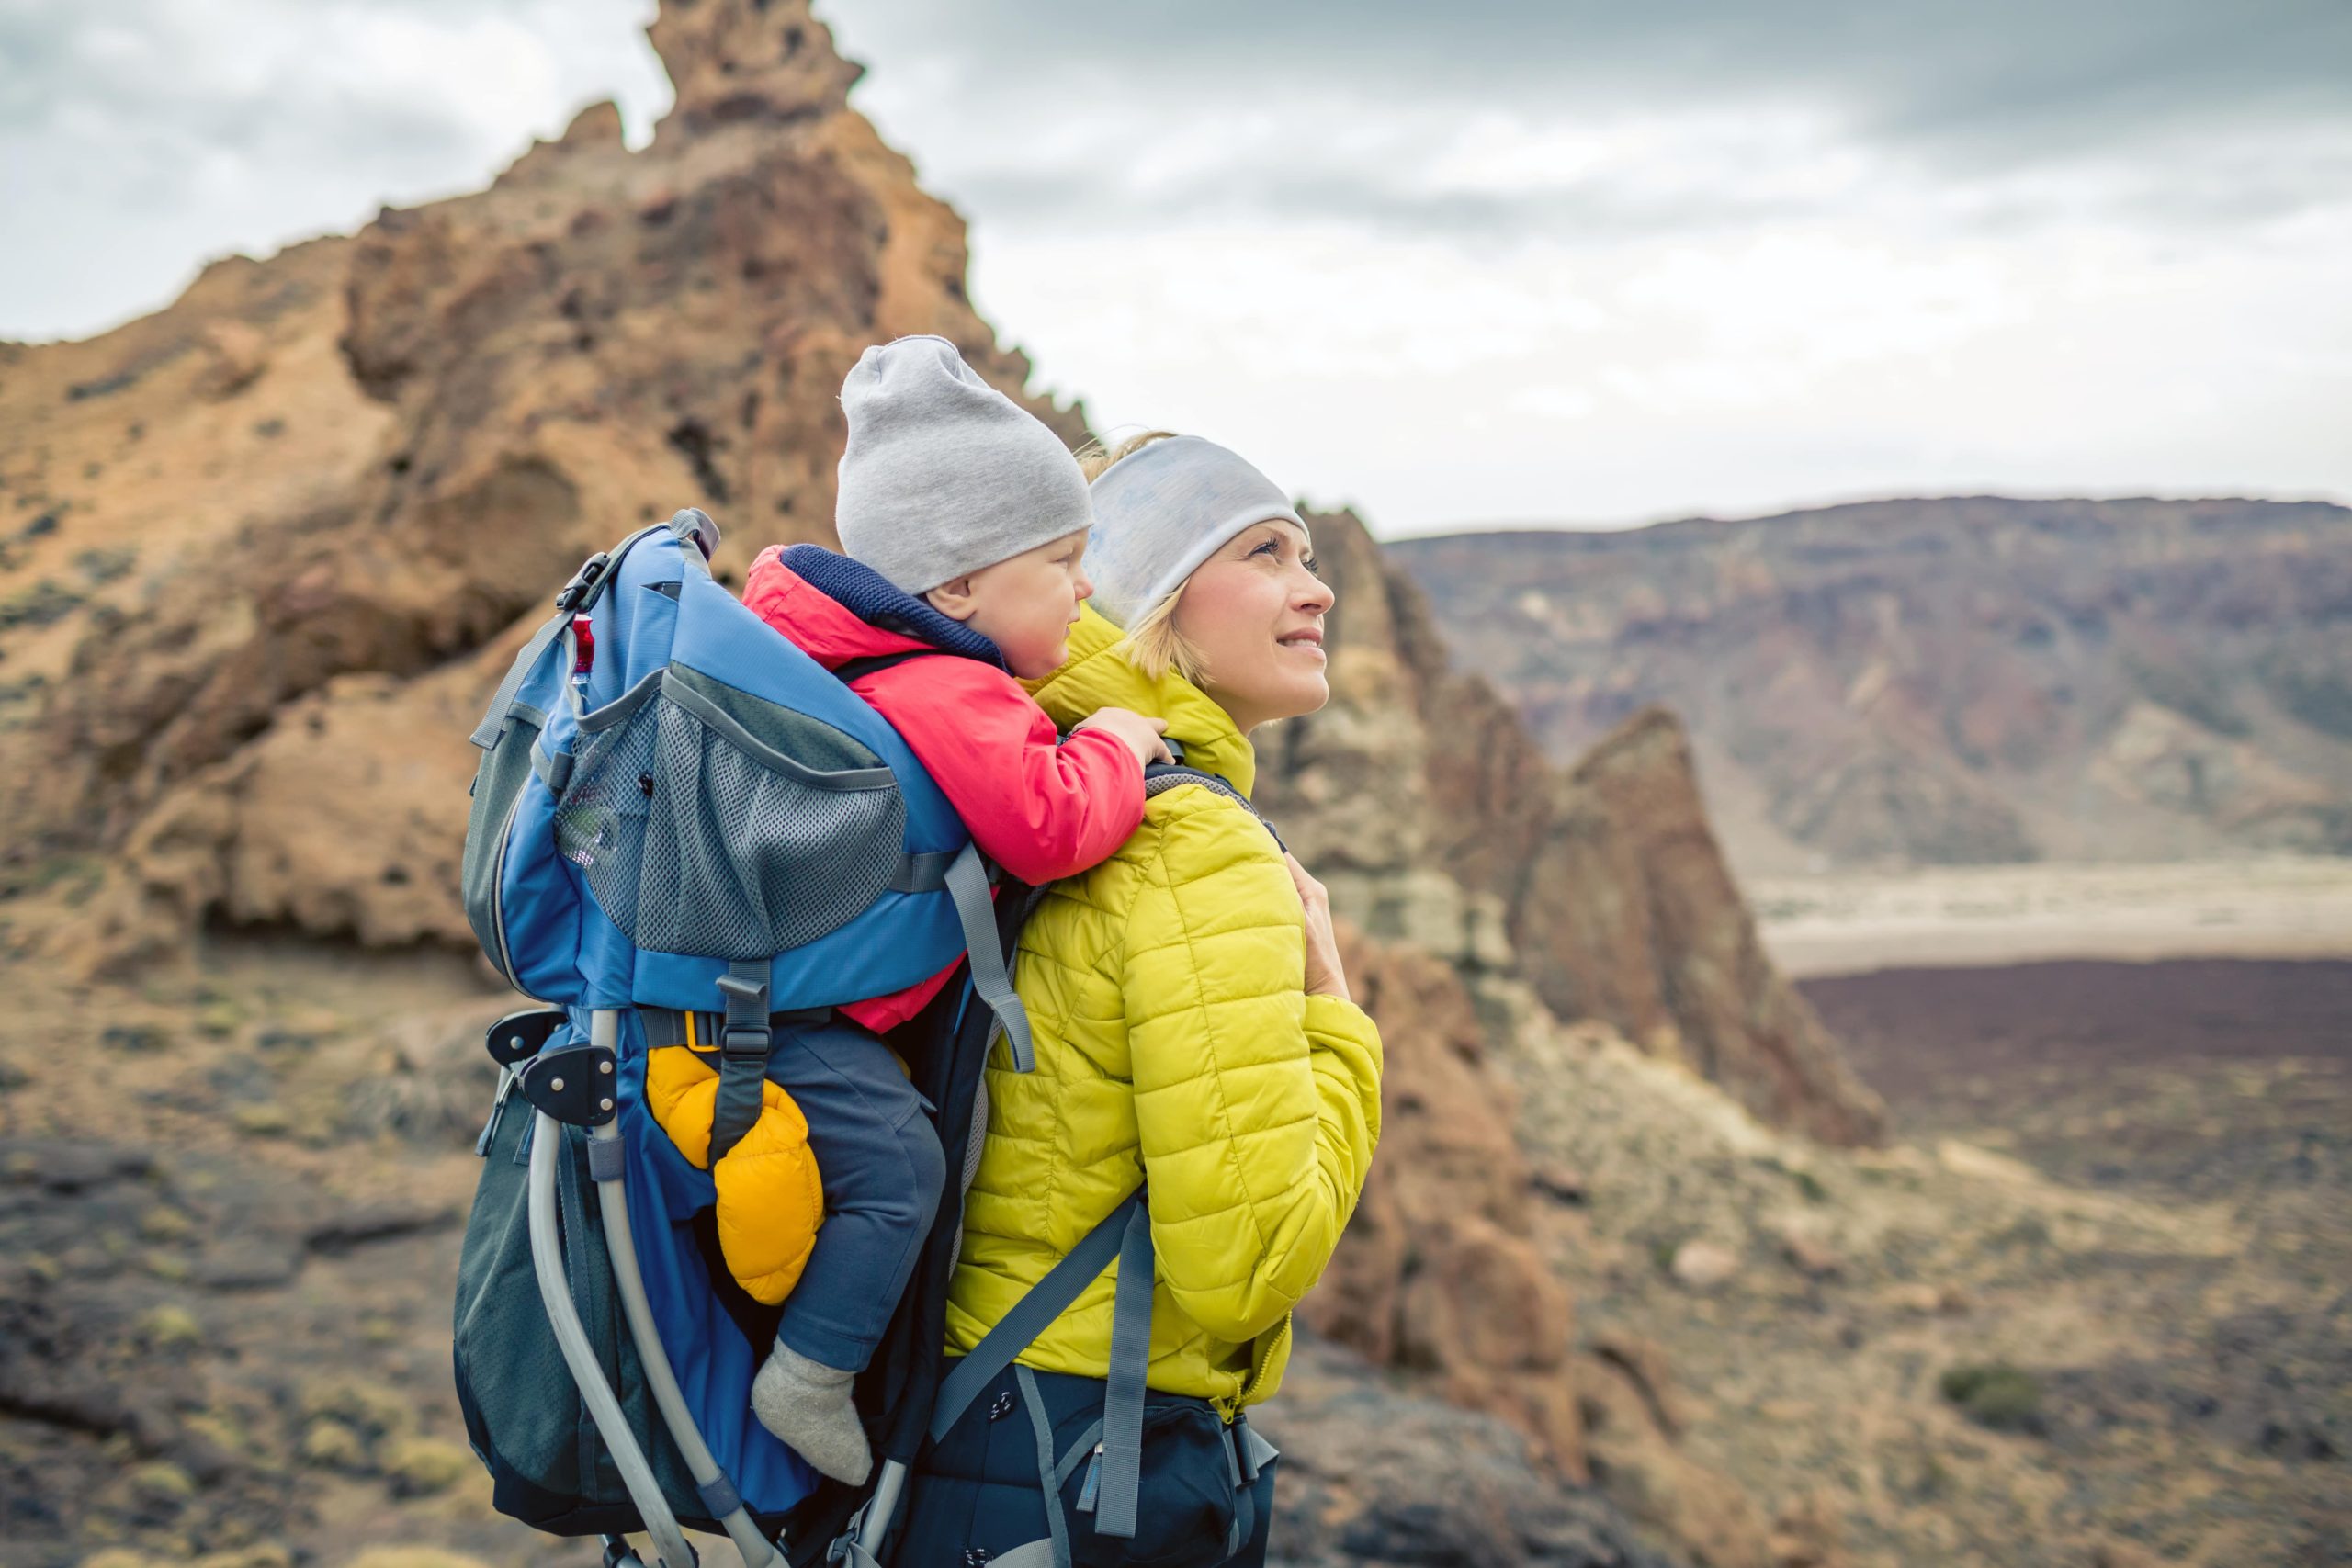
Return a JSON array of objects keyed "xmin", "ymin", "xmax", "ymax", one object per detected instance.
[
  {"xmin": 451, "ymin": 508, "xmax": 1272, "ymax": 1568},
  {"xmin": 450, "ymin": 508, "xmax": 1033, "ymax": 1567}
]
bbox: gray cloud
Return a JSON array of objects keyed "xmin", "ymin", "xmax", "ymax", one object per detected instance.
[
  {"xmin": 830, "ymin": 0, "xmax": 2352, "ymax": 150},
  {"xmin": 823, "ymin": 0, "xmax": 2352, "ymax": 242},
  {"xmin": 1, "ymin": 0, "xmax": 668, "ymax": 341}
]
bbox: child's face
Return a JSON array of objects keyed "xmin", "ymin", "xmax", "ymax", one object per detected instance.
[{"xmin": 926, "ymin": 527, "xmax": 1094, "ymax": 679}]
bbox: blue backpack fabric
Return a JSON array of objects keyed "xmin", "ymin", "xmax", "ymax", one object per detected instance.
[
  {"xmin": 461, "ymin": 509, "xmax": 1001, "ymax": 1015},
  {"xmin": 452, "ymin": 509, "xmax": 1029, "ymax": 1536}
]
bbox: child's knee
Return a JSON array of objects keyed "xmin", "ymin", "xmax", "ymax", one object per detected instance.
[{"xmin": 898, "ymin": 1117, "xmax": 946, "ymax": 1228}]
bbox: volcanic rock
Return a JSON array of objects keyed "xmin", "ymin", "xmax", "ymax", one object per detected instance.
[
  {"xmin": 1393, "ymin": 499, "xmax": 2352, "ymax": 872},
  {"xmin": 0, "ymin": 0, "xmax": 1080, "ymax": 965}
]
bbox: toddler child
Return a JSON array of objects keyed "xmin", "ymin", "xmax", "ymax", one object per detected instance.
[{"xmin": 651, "ymin": 336, "xmax": 1168, "ymax": 1485}]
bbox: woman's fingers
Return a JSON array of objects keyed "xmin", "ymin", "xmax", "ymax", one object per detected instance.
[{"xmin": 1284, "ymin": 852, "xmax": 1351, "ymax": 1001}]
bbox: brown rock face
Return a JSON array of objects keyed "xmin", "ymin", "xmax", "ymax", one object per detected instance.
[
  {"xmin": 0, "ymin": 0, "xmax": 1078, "ymax": 955},
  {"xmin": 1521, "ymin": 709, "xmax": 1889, "ymax": 1146},
  {"xmin": 1261, "ymin": 513, "xmax": 1888, "ymax": 1147},
  {"xmin": 1303, "ymin": 928, "xmax": 1583, "ymax": 1476},
  {"xmin": 1392, "ymin": 500, "xmax": 2352, "ymax": 873}
]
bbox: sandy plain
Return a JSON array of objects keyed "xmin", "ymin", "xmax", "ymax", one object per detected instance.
[{"xmin": 1752, "ymin": 856, "xmax": 2352, "ymax": 979}]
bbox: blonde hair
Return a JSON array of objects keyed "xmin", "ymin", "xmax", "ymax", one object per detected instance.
[
  {"xmin": 1073, "ymin": 428, "xmax": 1209, "ymax": 684},
  {"xmin": 1074, "ymin": 427, "xmax": 1178, "ymax": 481}
]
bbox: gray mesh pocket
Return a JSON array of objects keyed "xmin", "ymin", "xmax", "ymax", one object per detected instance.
[{"xmin": 555, "ymin": 670, "xmax": 907, "ymax": 959}]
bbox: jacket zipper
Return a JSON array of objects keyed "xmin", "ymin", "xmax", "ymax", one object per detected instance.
[{"xmin": 1234, "ymin": 1313, "xmax": 1292, "ymax": 1409}]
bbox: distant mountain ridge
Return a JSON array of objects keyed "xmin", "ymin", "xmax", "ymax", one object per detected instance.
[{"xmin": 1392, "ymin": 496, "xmax": 2352, "ymax": 874}]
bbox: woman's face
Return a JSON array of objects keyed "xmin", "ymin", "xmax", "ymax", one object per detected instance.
[{"xmin": 1172, "ymin": 519, "xmax": 1335, "ymax": 734}]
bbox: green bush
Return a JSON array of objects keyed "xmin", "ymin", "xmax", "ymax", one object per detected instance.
[{"xmin": 1939, "ymin": 1362, "xmax": 2043, "ymax": 1431}]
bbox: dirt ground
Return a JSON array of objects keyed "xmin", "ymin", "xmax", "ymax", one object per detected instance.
[{"xmin": 1493, "ymin": 946, "xmax": 2351, "ymax": 1568}]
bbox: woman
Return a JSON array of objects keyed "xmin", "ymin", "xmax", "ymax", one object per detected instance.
[{"xmin": 893, "ymin": 432, "xmax": 1385, "ymax": 1564}]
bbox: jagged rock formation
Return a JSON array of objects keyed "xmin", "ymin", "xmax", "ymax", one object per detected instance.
[
  {"xmin": 1260, "ymin": 510, "xmax": 1889, "ymax": 1146},
  {"xmin": 0, "ymin": 2, "xmax": 1889, "ymax": 1562},
  {"xmin": 1302, "ymin": 931, "xmax": 1585, "ymax": 1476},
  {"xmin": 0, "ymin": 0, "xmax": 1078, "ymax": 961},
  {"xmin": 1392, "ymin": 499, "xmax": 2352, "ymax": 874}
]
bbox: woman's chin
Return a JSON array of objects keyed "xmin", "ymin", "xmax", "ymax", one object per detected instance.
[{"xmin": 1266, "ymin": 669, "xmax": 1330, "ymax": 721}]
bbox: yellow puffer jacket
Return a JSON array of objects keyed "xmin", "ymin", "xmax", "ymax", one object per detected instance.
[{"xmin": 944, "ymin": 607, "xmax": 1385, "ymax": 1413}]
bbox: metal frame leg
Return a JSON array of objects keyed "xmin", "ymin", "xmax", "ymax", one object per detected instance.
[
  {"xmin": 836, "ymin": 1459, "xmax": 908, "ymax": 1567},
  {"xmin": 591, "ymin": 1005, "xmax": 786, "ymax": 1568},
  {"xmin": 527, "ymin": 1108, "xmax": 698, "ymax": 1568}
]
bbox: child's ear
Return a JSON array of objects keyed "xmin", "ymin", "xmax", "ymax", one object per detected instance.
[{"xmin": 923, "ymin": 576, "xmax": 980, "ymax": 624}]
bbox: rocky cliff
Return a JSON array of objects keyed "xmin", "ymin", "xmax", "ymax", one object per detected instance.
[
  {"xmin": 0, "ymin": 0, "xmax": 1078, "ymax": 961},
  {"xmin": 0, "ymin": 2, "xmax": 1885, "ymax": 1564},
  {"xmin": 1393, "ymin": 499, "xmax": 2352, "ymax": 875},
  {"xmin": 1259, "ymin": 510, "xmax": 1888, "ymax": 1146}
]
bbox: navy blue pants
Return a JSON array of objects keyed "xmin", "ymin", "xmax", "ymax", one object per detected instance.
[
  {"xmin": 893, "ymin": 1360, "xmax": 1276, "ymax": 1567},
  {"xmin": 764, "ymin": 1018, "xmax": 945, "ymax": 1373}
]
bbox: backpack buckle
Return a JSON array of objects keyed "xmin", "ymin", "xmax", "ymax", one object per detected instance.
[
  {"xmin": 719, "ymin": 1023, "xmax": 771, "ymax": 1061},
  {"xmin": 555, "ymin": 551, "xmax": 613, "ymax": 614}
]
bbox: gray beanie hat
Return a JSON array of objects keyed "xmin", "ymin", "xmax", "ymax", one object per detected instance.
[
  {"xmin": 1083, "ymin": 434, "xmax": 1307, "ymax": 629},
  {"xmin": 833, "ymin": 336, "xmax": 1093, "ymax": 595}
]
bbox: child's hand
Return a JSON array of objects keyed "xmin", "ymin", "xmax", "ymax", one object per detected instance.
[{"xmin": 1073, "ymin": 706, "xmax": 1173, "ymax": 768}]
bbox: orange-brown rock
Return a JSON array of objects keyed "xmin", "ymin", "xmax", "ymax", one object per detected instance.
[
  {"xmin": 1260, "ymin": 513, "xmax": 1888, "ymax": 1147},
  {"xmin": 1577, "ymin": 1347, "xmax": 1778, "ymax": 1568},
  {"xmin": 1304, "ymin": 926, "xmax": 1584, "ymax": 1477},
  {"xmin": 1522, "ymin": 709, "xmax": 1889, "ymax": 1146},
  {"xmin": 0, "ymin": 0, "xmax": 1079, "ymax": 960}
]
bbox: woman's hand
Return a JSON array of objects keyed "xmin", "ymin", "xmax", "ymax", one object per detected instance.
[
  {"xmin": 1283, "ymin": 852, "xmax": 1351, "ymax": 1002},
  {"xmin": 1073, "ymin": 705, "xmax": 1173, "ymax": 768}
]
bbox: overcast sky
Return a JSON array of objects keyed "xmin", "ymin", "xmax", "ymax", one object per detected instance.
[{"xmin": 6, "ymin": 1, "xmax": 2349, "ymax": 534}]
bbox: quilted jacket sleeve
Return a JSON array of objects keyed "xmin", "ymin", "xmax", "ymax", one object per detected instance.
[{"xmin": 1120, "ymin": 791, "xmax": 1385, "ymax": 1343}]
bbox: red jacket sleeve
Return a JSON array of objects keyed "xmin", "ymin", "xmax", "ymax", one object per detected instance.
[{"xmin": 854, "ymin": 657, "xmax": 1147, "ymax": 886}]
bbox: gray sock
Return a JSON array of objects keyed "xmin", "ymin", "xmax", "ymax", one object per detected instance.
[{"xmin": 751, "ymin": 1342, "xmax": 872, "ymax": 1486}]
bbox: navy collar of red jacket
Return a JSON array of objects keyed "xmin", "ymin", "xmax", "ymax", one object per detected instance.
[{"xmin": 777, "ymin": 545, "xmax": 1009, "ymax": 673}]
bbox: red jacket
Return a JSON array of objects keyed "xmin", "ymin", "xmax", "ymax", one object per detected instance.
[{"xmin": 743, "ymin": 547, "xmax": 1147, "ymax": 1032}]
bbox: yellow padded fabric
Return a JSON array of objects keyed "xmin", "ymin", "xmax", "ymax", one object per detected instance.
[
  {"xmin": 645, "ymin": 1043, "xmax": 824, "ymax": 1306},
  {"xmin": 944, "ymin": 607, "xmax": 1385, "ymax": 1413}
]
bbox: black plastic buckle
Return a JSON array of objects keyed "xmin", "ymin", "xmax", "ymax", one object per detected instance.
[
  {"xmin": 719, "ymin": 1024, "xmax": 771, "ymax": 1063},
  {"xmin": 555, "ymin": 550, "xmax": 613, "ymax": 614},
  {"xmin": 516, "ymin": 1042, "xmax": 620, "ymax": 1127},
  {"xmin": 484, "ymin": 1007, "xmax": 568, "ymax": 1068}
]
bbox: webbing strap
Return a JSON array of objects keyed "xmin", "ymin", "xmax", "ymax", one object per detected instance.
[
  {"xmin": 888, "ymin": 849, "xmax": 958, "ymax": 893},
  {"xmin": 929, "ymin": 1190, "xmax": 1144, "ymax": 1445},
  {"xmin": 708, "ymin": 961, "xmax": 771, "ymax": 1162},
  {"xmin": 529, "ymin": 737, "xmax": 572, "ymax": 796},
  {"xmin": 944, "ymin": 842, "xmax": 1034, "ymax": 1072},
  {"xmin": 695, "ymin": 1473, "xmax": 741, "ymax": 1519},
  {"xmin": 976, "ymin": 1543, "xmax": 1058, "ymax": 1568},
  {"xmin": 584, "ymin": 1136, "xmax": 627, "ymax": 1182},
  {"xmin": 1050, "ymin": 1417, "xmax": 1104, "ymax": 1491},
  {"xmin": 1092, "ymin": 1201, "xmax": 1154, "ymax": 1540},
  {"xmin": 1240, "ymin": 1420, "xmax": 1278, "ymax": 1478},
  {"xmin": 469, "ymin": 613, "xmax": 570, "ymax": 750},
  {"xmin": 1016, "ymin": 1366, "xmax": 1073, "ymax": 1568}
]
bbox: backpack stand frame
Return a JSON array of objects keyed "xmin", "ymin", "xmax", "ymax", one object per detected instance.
[{"xmin": 516, "ymin": 1007, "xmax": 791, "ymax": 1568}]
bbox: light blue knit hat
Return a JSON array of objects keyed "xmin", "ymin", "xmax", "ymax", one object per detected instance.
[{"xmin": 1083, "ymin": 435, "xmax": 1306, "ymax": 629}]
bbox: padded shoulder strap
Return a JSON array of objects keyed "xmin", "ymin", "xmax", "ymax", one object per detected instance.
[
  {"xmin": 831, "ymin": 649, "xmax": 934, "ymax": 684},
  {"xmin": 928, "ymin": 1188, "xmax": 1146, "ymax": 1445},
  {"xmin": 1142, "ymin": 763, "xmax": 1286, "ymax": 852}
]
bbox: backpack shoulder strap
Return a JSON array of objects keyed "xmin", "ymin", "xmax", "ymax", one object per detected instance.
[
  {"xmin": 832, "ymin": 649, "xmax": 935, "ymax": 684},
  {"xmin": 928, "ymin": 1188, "xmax": 1146, "ymax": 1446},
  {"xmin": 1142, "ymin": 763, "xmax": 1287, "ymax": 852}
]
